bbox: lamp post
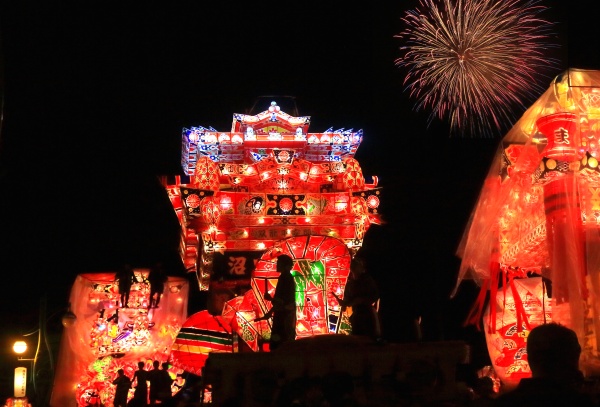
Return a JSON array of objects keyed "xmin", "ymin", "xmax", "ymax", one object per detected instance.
[{"xmin": 11, "ymin": 295, "xmax": 76, "ymax": 407}]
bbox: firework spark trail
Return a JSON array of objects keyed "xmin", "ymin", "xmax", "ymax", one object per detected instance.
[{"xmin": 395, "ymin": 0, "xmax": 559, "ymax": 137}]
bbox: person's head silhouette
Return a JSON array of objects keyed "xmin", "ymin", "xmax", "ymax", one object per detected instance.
[
  {"xmin": 350, "ymin": 257, "xmax": 366, "ymax": 278},
  {"xmin": 527, "ymin": 323, "xmax": 583, "ymax": 384},
  {"xmin": 276, "ymin": 254, "xmax": 294, "ymax": 273}
]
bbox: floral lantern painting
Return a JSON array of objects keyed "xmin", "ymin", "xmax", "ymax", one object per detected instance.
[{"xmin": 456, "ymin": 69, "xmax": 600, "ymax": 388}]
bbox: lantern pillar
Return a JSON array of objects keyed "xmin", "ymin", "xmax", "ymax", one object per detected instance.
[{"xmin": 537, "ymin": 112, "xmax": 587, "ymax": 337}]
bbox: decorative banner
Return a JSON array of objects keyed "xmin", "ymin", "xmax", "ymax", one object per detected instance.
[{"xmin": 211, "ymin": 251, "xmax": 263, "ymax": 281}]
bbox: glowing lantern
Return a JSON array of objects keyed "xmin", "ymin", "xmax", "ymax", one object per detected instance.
[
  {"xmin": 202, "ymin": 199, "xmax": 221, "ymax": 226},
  {"xmin": 336, "ymin": 158, "xmax": 365, "ymax": 191},
  {"xmin": 193, "ymin": 156, "xmax": 221, "ymax": 191},
  {"xmin": 14, "ymin": 367, "xmax": 27, "ymax": 398},
  {"xmin": 219, "ymin": 195, "xmax": 233, "ymax": 212},
  {"xmin": 536, "ymin": 112, "xmax": 579, "ymax": 161}
]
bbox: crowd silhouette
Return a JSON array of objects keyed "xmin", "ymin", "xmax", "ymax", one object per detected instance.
[{"xmin": 112, "ymin": 360, "xmax": 175, "ymax": 407}]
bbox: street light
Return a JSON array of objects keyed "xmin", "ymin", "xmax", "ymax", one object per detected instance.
[
  {"xmin": 13, "ymin": 341, "xmax": 27, "ymax": 355},
  {"xmin": 10, "ymin": 295, "xmax": 77, "ymax": 406}
]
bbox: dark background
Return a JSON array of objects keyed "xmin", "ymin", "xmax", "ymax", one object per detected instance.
[{"xmin": 0, "ymin": 0, "xmax": 598, "ymax": 387}]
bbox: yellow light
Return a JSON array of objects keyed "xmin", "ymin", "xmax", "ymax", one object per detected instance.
[
  {"xmin": 13, "ymin": 341, "xmax": 27, "ymax": 354},
  {"xmin": 304, "ymin": 217, "xmax": 311, "ymax": 223},
  {"xmin": 257, "ymin": 242, "xmax": 266, "ymax": 250},
  {"xmin": 335, "ymin": 201, "xmax": 347, "ymax": 211},
  {"xmin": 258, "ymin": 218, "xmax": 265, "ymax": 224}
]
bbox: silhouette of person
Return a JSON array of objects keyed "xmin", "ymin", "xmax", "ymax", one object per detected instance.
[
  {"xmin": 132, "ymin": 361, "xmax": 149, "ymax": 406},
  {"xmin": 495, "ymin": 322, "xmax": 595, "ymax": 407},
  {"xmin": 255, "ymin": 254, "xmax": 296, "ymax": 351},
  {"xmin": 148, "ymin": 262, "xmax": 168, "ymax": 308},
  {"xmin": 157, "ymin": 362, "xmax": 174, "ymax": 403},
  {"xmin": 333, "ymin": 257, "xmax": 381, "ymax": 338},
  {"xmin": 116, "ymin": 264, "xmax": 135, "ymax": 308},
  {"xmin": 148, "ymin": 360, "xmax": 161, "ymax": 405},
  {"xmin": 112, "ymin": 368, "xmax": 132, "ymax": 407}
]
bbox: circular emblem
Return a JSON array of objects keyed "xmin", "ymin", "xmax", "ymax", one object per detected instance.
[
  {"xmin": 367, "ymin": 195, "xmax": 380, "ymax": 209},
  {"xmin": 186, "ymin": 194, "xmax": 201, "ymax": 209},
  {"xmin": 278, "ymin": 150, "xmax": 290, "ymax": 162},
  {"xmin": 279, "ymin": 197, "xmax": 293, "ymax": 212}
]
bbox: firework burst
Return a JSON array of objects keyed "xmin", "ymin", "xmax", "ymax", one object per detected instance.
[{"xmin": 395, "ymin": 0, "xmax": 559, "ymax": 137}]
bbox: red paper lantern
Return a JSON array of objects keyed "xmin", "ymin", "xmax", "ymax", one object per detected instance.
[
  {"xmin": 536, "ymin": 112, "xmax": 579, "ymax": 161},
  {"xmin": 193, "ymin": 156, "xmax": 221, "ymax": 191}
]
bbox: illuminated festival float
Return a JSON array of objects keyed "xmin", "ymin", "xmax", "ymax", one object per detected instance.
[
  {"xmin": 166, "ymin": 100, "xmax": 383, "ymax": 356},
  {"xmin": 456, "ymin": 69, "xmax": 600, "ymax": 389},
  {"xmin": 48, "ymin": 101, "xmax": 383, "ymax": 406}
]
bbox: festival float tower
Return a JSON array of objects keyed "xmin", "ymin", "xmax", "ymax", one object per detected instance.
[
  {"xmin": 165, "ymin": 101, "xmax": 383, "ymax": 355},
  {"xmin": 457, "ymin": 69, "xmax": 600, "ymax": 388},
  {"xmin": 49, "ymin": 102, "xmax": 383, "ymax": 406}
]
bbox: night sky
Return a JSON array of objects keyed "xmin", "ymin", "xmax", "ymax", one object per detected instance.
[{"xmin": 0, "ymin": 0, "xmax": 598, "ymax": 369}]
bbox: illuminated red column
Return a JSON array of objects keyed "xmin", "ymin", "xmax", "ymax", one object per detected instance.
[{"xmin": 537, "ymin": 112, "xmax": 586, "ymax": 328}]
